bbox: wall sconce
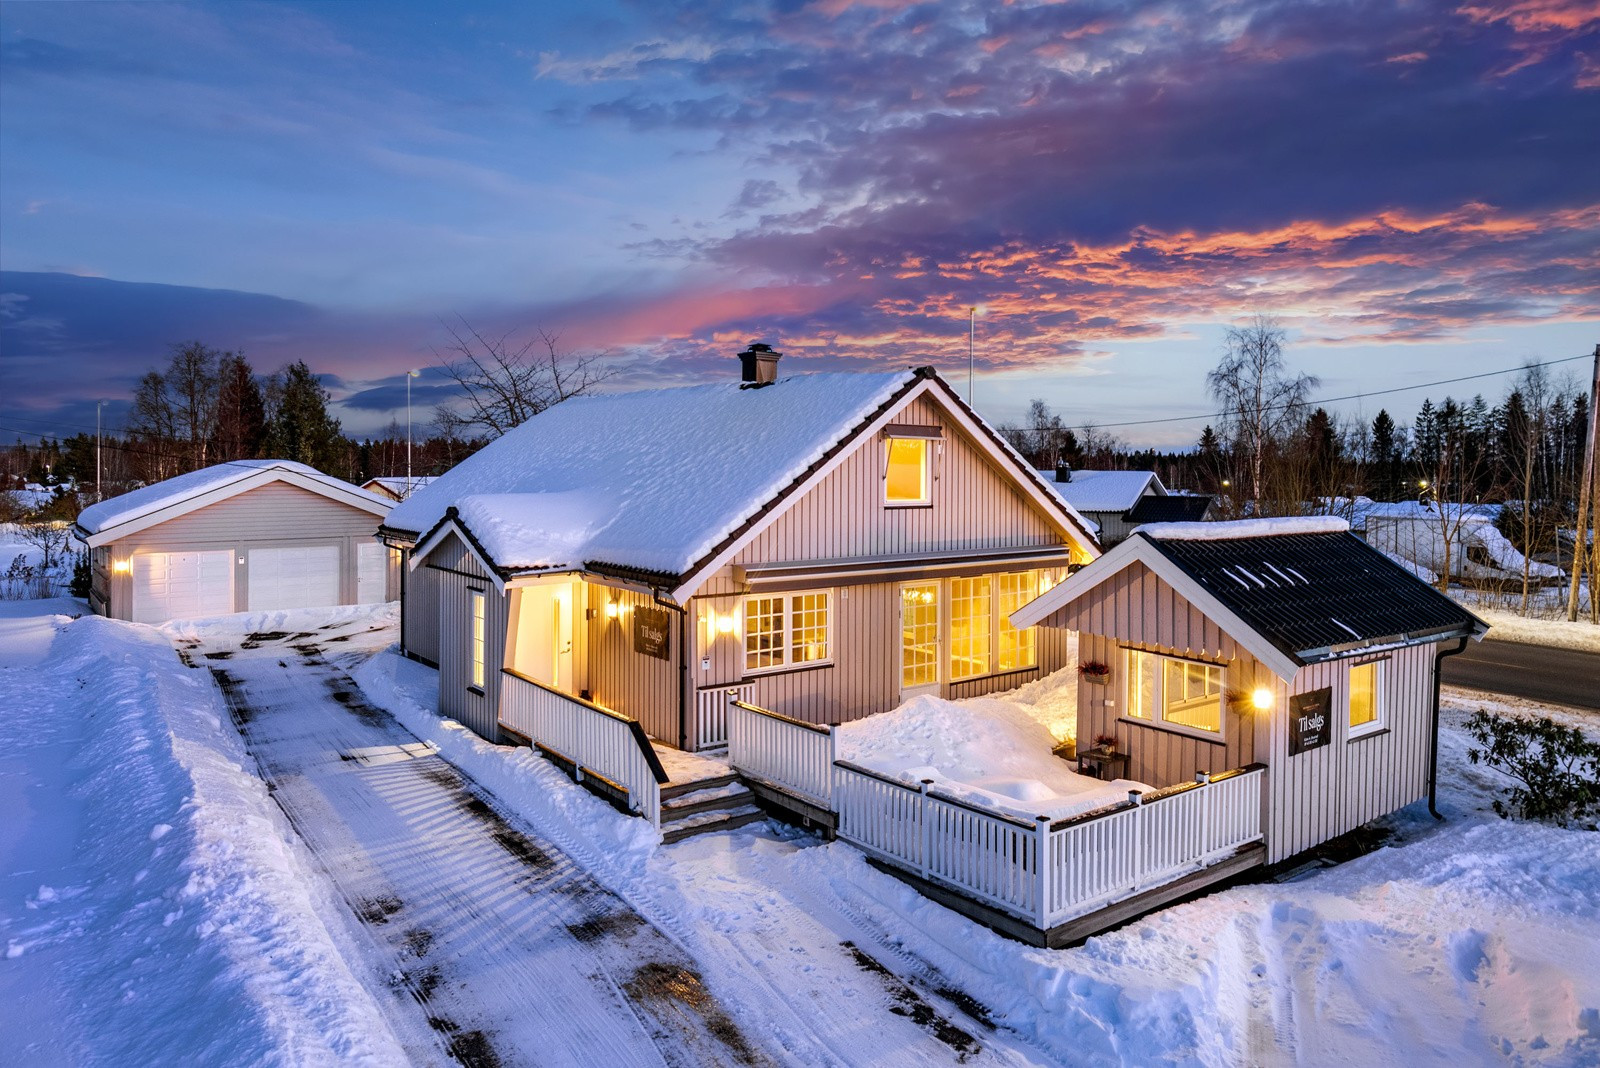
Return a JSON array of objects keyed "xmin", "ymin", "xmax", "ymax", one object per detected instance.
[
  {"xmin": 112, "ymin": 559, "xmax": 131, "ymax": 574},
  {"xmin": 716, "ymin": 613, "xmax": 735, "ymax": 635},
  {"xmin": 604, "ymin": 601, "xmax": 620, "ymax": 620},
  {"xmin": 1250, "ymin": 688, "xmax": 1274, "ymax": 711}
]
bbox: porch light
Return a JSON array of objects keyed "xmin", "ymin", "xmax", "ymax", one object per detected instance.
[
  {"xmin": 716, "ymin": 613, "xmax": 736, "ymax": 635},
  {"xmin": 604, "ymin": 601, "xmax": 620, "ymax": 620},
  {"xmin": 112, "ymin": 559, "xmax": 131, "ymax": 574},
  {"xmin": 1250, "ymin": 688, "xmax": 1274, "ymax": 711}
]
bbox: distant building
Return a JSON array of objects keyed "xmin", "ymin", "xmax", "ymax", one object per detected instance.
[
  {"xmin": 1039, "ymin": 465, "xmax": 1212, "ymax": 546},
  {"xmin": 362, "ymin": 476, "xmax": 437, "ymax": 502}
]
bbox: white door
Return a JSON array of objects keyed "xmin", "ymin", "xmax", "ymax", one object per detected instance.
[
  {"xmin": 248, "ymin": 545, "xmax": 341, "ymax": 612},
  {"xmin": 131, "ymin": 550, "xmax": 235, "ymax": 624},
  {"xmin": 514, "ymin": 582, "xmax": 575, "ymax": 691},
  {"xmin": 899, "ymin": 581, "xmax": 941, "ymax": 701},
  {"xmin": 357, "ymin": 543, "xmax": 390, "ymax": 603}
]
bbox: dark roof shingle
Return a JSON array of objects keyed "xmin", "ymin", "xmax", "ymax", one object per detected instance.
[{"xmin": 1125, "ymin": 495, "xmax": 1213, "ymax": 524}]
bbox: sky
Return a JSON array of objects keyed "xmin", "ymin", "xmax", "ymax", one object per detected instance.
[{"xmin": 1, "ymin": 0, "xmax": 1597, "ymax": 449}]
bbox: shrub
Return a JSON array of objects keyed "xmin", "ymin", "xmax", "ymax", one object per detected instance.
[
  {"xmin": 70, "ymin": 551, "xmax": 91, "ymax": 599},
  {"xmin": 1465, "ymin": 709, "xmax": 1600, "ymax": 827}
]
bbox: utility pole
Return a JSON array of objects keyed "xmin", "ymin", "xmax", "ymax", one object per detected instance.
[
  {"xmin": 406, "ymin": 369, "xmax": 421, "ymax": 499},
  {"xmin": 96, "ymin": 400, "xmax": 106, "ymax": 501},
  {"xmin": 968, "ymin": 306, "xmax": 976, "ymax": 405},
  {"xmin": 1567, "ymin": 342, "xmax": 1600, "ymax": 622}
]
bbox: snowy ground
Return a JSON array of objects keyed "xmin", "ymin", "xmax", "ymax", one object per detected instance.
[
  {"xmin": 4, "ymin": 600, "xmax": 1597, "ymax": 1066},
  {"xmin": 1461, "ymin": 605, "xmax": 1600, "ymax": 654}
]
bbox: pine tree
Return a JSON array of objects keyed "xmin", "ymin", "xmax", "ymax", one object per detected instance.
[
  {"xmin": 1371, "ymin": 410, "xmax": 1396, "ymax": 499},
  {"xmin": 212, "ymin": 353, "xmax": 267, "ymax": 462},
  {"xmin": 265, "ymin": 361, "xmax": 345, "ymax": 474}
]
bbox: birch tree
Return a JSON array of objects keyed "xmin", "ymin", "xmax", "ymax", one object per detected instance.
[{"xmin": 1205, "ymin": 315, "xmax": 1318, "ymax": 514}]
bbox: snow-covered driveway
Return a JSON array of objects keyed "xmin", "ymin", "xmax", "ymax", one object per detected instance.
[{"xmin": 185, "ymin": 624, "xmax": 768, "ymax": 1067}]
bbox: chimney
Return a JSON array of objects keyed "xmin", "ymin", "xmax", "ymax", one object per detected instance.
[
  {"xmin": 738, "ymin": 343, "xmax": 782, "ymax": 388},
  {"xmin": 1055, "ymin": 461, "xmax": 1072, "ymax": 483}
]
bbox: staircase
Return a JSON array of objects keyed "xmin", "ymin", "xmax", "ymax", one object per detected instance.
[{"xmin": 659, "ymin": 773, "xmax": 765, "ymax": 844}]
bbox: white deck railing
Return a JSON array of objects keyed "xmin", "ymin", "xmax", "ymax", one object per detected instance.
[
  {"xmin": 500, "ymin": 669, "xmax": 668, "ymax": 828},
  {"xmin": 695, "ymin": 683, "xmax": 754, "ymax": 750},
  {"xmin": 725, "ymin": 697, "xmax": 835, "ymax": 808},
  {"xmin": 834, "ymin": 760, "xmax": 1266, "ymax": 929}
]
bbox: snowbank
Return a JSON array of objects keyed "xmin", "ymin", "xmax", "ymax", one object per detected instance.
[
  {"xmin": 1137, "ymin": 516, "xmax": 1350, "ymax": 540},
  {"xmin": 1459, "ymin": 606, "xmax": 1600, "ymax": 655},
  {"xmin": 0, "ymin": 605, "xmax": 405, "ymax": 1065}
]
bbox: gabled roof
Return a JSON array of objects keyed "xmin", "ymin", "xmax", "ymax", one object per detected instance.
[
  {"xmin": 1041, "ymin": 469, "xmax": 1163, "ymax": 513},
  {"xmin": 363, "ymin": 476, "xmax": 436, "ymax": 500},
  {"xmin": 75, "ymin": 459, "xmax": 390, "ymax": 547},
  {"xmin": 387, "ymin": 367, "xmax": 1099, "ymax": 596},
  {"xmin": 1124, "ymin": 494, "xmax": 1212, "ymax": 524},
  {"xmin": 1012, "ymin": 517, "xmax": 1486, "ymax": 680}
]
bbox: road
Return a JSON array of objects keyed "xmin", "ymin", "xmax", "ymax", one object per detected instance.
[{"xmin": 1441, "ymin": 639, "xmax": 1600, "ymax": 711}]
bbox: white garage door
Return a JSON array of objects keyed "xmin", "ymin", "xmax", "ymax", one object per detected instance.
[
  {"xmin": 132, "ymin": 550, "xmax": 235, "ymax": 624},
  {"xmin": 356, "ymin": 542, "xmax": 390, "ymax": 604},
  {"xmin": 248, "ymin": 545, "xmax": 341, "ymax": 612}
]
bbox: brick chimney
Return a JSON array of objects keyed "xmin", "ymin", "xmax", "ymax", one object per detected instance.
[{"xmin": 738, "ymin": 343, "xmax": 781, "ymax": 388}]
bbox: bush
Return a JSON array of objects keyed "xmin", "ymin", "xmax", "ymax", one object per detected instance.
[
  {"xmin": 1465, "ymin": 710, "xmax": 1600, "ymax": 827},
  {"xmin": 0, "ymin": 555, "xmax": 51, "ymax": 600},
  {"xmin": 70, "ymin": 551, "xmax": 91, "ymax": 599}
]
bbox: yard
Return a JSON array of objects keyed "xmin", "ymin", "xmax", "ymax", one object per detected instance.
[{"xmin": 1, "ymin": 599, "xmax": 1597, "ymax": 1066}]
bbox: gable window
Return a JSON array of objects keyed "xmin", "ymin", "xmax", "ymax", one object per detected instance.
[
  {"xmin": 1349, "ymin": 659, "xmax": 1385, "ymax": 737},
  {"xmin": 1127, "ymin": 649, "xmax": 1224, "ymax": 736},
  {"xmin": 746, "ymin": 591, "xmax": 832, "ymax": 673},
  {"xmin": 469, "ymin": 588, "xmax": 486, "ymax": 691},
  {"xmin": 884, "ymin": 437, "xmax": 930, "ymax": 505}
]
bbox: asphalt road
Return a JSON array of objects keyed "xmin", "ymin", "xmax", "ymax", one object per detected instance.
[{"xmin": 1441, "ymin": 639, "xmax": 1600, "ymax": 711}]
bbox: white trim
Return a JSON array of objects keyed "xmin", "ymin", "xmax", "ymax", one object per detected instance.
[
  {"xmin": 81, "ymin": 466, "xmax": 391, "ymax": 548},
  {"xmin": 409, "ymin": 516, "xmax": 507, "ymax": 594},
  {"xmin": 671, "ymin": 377, "xmax": 1100, "ymax": 603},
  {"xmin": 1123, "ymin": 646, "xmax": 1228, "ymax": 742},
  {"xmin": 1346, "ymin": 657, "xmax": 1388, "ymax": 740},
  {"xmin": 740, "ymin": 589, "xmax": 835, "ymax": 676}
]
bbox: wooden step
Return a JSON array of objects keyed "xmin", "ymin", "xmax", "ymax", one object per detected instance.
[
  {"xmin": 660, "ymin": 771, "xmax": 741, "ymax": 800},
  {"xmin": 661, "ymin": 805, "xmax": 767, "ymax": 844},
  {"xmin": 661, "ymin": 782, "xmax": 756, "ymax": 822}
]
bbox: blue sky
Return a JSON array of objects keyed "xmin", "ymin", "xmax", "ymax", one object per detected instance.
[{"xmin": 2, "ymin": 0, "xmax": 1597, "ymax": 447}]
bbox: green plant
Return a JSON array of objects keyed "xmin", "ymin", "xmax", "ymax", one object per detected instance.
[
  {"xmin": 70, "ymin": 551, "xmax": 91, "ymax": 599},
  {"xmin": 1465, "ymin": 710, "xmax": 1600, "ymax": 827}
]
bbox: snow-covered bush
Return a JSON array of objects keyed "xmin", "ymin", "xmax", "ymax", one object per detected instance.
[
  {"xmin": 1465, "ymin": 710, "xmax": 1600, "ymax": 827},
  {"xmin": 0, "ymin": 555, "xmax": 51, "ymax": 599}
]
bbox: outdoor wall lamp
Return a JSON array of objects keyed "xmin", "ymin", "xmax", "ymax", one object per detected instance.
[
  {"xmin": 716, "ymin": 613, "xmax": 736, "ymax": 635},
  {"xmin": 1250, "ymin": 688, "xmax": 1274, "ymax": 711},
  {"xmin": 604, "ymin": 601, "xmax": 620, "ymax": 620},
  {"xmin": 112, "ymin": 559, "xmax": 130, "ymax": 574}
]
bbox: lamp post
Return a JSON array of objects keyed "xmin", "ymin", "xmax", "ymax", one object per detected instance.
[
  {"xmin": 967, "ymin": 305, "xmax": 986, "ymax": 405},
  {"xmin": 406, "ymin": 369, "xmax": 421, "ymax": 498},
  {"xmin": 96, "ymin": 400, "xmax": 106, "ymax": 501}
]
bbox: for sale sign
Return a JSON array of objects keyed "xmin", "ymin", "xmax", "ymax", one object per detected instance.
[{"xmin": 1289, "ymin": 687, "xmax": 1332, "ymax": 755}]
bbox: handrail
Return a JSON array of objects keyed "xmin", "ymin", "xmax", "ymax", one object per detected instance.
[
  {"xmin": 1050, "ymin": 763, "xmax": 1267, "ymax": 831},
  {"xmin": 501, "ymin": 667, "xmax": 669, "ymax": 784},
  {"xmin": 729, "ymin": 699, "xmax": 832, "ymax": 735},
  {"xmin": 832, "ymin": 760, "xmax": 1039, "ymax": 831}
]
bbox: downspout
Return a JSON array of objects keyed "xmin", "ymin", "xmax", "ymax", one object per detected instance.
[{"xmin": 1428, "ymin": 635, "xmax": 1471, "ymax": 819}]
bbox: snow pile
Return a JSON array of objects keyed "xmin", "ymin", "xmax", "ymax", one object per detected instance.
[
  {"xmin": 836, "ymin": 666, "xmax": 1147, "ymax": 821},
  {"xmin": 0, "ymin": 603, "xmax": 404, "ymax": 1065},
  {"xmin": 1384, "ymin": 550, "xmax": 1439, "ymax": 584},
  {"xmin": 1458, "ymin": 606, "xmax": 1600, "ymax": 655},
  {"xmin": 1137, "ymin": 516, "xmax": 1350, "ymax": 540}
]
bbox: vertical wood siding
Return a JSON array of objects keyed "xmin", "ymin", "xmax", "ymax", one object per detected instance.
[
  {"xmin": 426, "ymin": 532, "xmax": 506, "ymax": 741},
  {"xmin": 403, "ymin": 553, "xmax": 441, "ymax": 665},
  {"xmin": 584, "ymin": 584, "xmax": 682, "ymax": 746},
  {"xmin": 100, "ymin": 482, "xmax": 385, "ymax": 620}
]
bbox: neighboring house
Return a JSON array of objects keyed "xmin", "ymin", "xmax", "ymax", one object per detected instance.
[
  {"xmin": 75, "ymin": 460, "xmax": 398, "ymax": 624},
  {"xmin": 1040, "ymin": 467, "xmax": 1211, "ymax": 545},
  {"xmin": 1012, "ymin": 517, "xmax": 1487, "ymax": 865},
  {"xmin": 363, "ymin": 476, "xmax": 437, "ymax": 502},
  {"xmin": 1337, "ymin": 498, "xmax": 1561, "ymax": 585},
  {"xmin": 379, "ymin": 347, "xmax": 1101, "ymax": 751}
]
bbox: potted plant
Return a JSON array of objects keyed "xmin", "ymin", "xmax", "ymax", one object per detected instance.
[
  {"xmin": 1093, "ymin": 732, "xmax": 1119, "ymax": 755},
  {"xmin": 1080, "ymin": 660, "xmax": 1112, "ymax": 685}
]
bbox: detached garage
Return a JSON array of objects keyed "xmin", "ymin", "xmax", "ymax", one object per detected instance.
[{"xmin": 75, "ymin": 460, "xmax": 397, "ymax": 624}]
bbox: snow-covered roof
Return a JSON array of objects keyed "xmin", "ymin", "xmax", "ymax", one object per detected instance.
[
  {"xmin": 390, "ymin": 369, "xmax": 1097, "ymax": 583},
  {"xmin": 1040, "ymin": 469, "xmax": 1162, "ymax": 513},
  {"xmin": 75, "ymin": 460, "xmax": 390, "ymax": 543},
  {"xmin": 1326, "ymin": 496, "xmax": 1501, "ymax": 534},
  {"xmin": 363, "ymin": 476, "xmax": 437, "ymax": 500},
  {"xmin": 1137, "ymin": 516, "xmax": 1350, "ymax": 541}
]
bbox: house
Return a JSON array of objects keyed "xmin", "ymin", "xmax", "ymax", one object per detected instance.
[
  {"xmin": 1041, "ymin": 466, "xmax": 1210, "ymax": 545},
  {"xmin": 362, "ymin": 475, "xmax": 437, "ymax": 502},
  {"xmin": 378, "ymin": 347, "xmax": 1101, "ymax": 755},
  {"xmin": 75, "ymin": 460, "xmax": 398, "ymax": 624},
  {"xmin": 1345, "ymin": 500, "xmax": 1561, "ymax": 586},
  {"xmin": 1011, "ymin": 516, "xmax": 1487, "ymax": 865}
]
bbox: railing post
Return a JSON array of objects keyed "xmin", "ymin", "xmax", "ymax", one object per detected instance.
[
  {"xmin": 1035, "ymin": 815, "xmax": 1051, "ymax": 929},
  {"xmin": 1196, "ymin": 771, "xmax": 1211, "ymax": 858},
  {"xmin": 1128, "ymin": 789, "xmax": 1142, "ymax": 894},
  {"xmin": 919, "ymin": 779, "xmax": 933, "ymax": 880},
  {"xmin": 826, "ymin": 725, "xmax": 838, "ymax": 807}
]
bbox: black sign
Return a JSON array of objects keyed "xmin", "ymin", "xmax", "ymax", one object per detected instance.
[
  {"xmin": 1288, "ymin": 687, "xmax": 1332, "ymax": 756},
  {"xmin": 633, "ymin": 606, "xmax": 671, "ymax": 661}
]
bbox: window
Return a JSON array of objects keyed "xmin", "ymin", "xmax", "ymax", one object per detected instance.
[
  {"xmin": 996, "ymin": 571, "xmax": 1039, "ymax": 671},
  {"xmin": 746, "ymin": 591, "xmax": 832, "ymax": 673},
  {"xmin": 885, "ymin": 437, "xmax": 929, "ymax": 505},
  {"xmin": 949, "ymin": 576, "xmax": 992, "ymax": 680},
  {"xmin": 901, "ymin": 583, "xmax": 940, "ymax": 688},
  {"xmin": 1349, "ymin": 659, "xmax": 1384, "ymax": 736},
  {"xmin": 1127, "ymin": 649, "xmax": 1223, "ymax": 735},
  {"xmin": 469, "ymin": 589, "xmax": 486, "ymax": 690}
]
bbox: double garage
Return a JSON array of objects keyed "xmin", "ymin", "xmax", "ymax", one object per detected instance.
[{"xmin": 76, "ymin": 460, "xmax": 397, "ymax": 625}]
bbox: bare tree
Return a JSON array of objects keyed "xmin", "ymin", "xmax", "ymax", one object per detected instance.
[
  {"xmin": 17, "ymin": 521, "xmax": 72, "ymax": 572},
  {"xmin": 1205, "ymin": 315, "xmax": 1318, "ymax": 514},
  {"xmin": 126, "ymin": 370, "xmax": 180, "ymax": 481},
  {"xmin": 434, "ymin": 320, "xmax": 615, "ymax": 438}
]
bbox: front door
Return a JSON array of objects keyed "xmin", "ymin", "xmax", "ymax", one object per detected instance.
[
  {"xmin": 515, "ymin": 581, "xmax": 576, "ymax": 693},
  {"xmin": 900, "ymin": 582, "xmax": 941, "ymax": 701}
]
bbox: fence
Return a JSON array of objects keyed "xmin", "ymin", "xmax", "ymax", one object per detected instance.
[
  {"xmin": 695, "ymin": 683, "xmax": 754, "ymax": 750},
  {"xmin": 725, "ymin": 697, "xmax": 835, "ymax": 808},
  {"xmin": 500, "ymin": 668, "xmax": 669, "ymax": 828}
]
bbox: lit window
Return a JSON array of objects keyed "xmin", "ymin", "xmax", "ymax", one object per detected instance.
[
  {"xmin": 469, "ymin": 589, "xmax": 486, "ymax": 690},
  {"xmin": 950, "ymin": 576, "xmax": 992, "ymax": 680},
  {"xmin": 901, "ymin": 583, "xmax": 939, "ymax": 688},
  {"xmin": 885, "ymin": 437, "xmax": 929, "ymax": 504},
  {"xmin": 1349, "ymin": 660, "xmax": 1383, "ymax": 735},
  {"xmin": 746, "ymin": 592, "xmax": 832, "ymax": 672},
  {"xmin": 1127, "ymin": 649, "xmax": 1223, "ymax": 735},
  {"xmin": 997, "ymin": 571, "xmax": 1039, "ymax": 671}
]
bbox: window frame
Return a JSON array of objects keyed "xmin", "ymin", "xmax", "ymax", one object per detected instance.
[
  {"xmin": 1123, "ymin": 647, "xmax": 1227, "ymax": 742},
  {"xmin": 883, "ymin": 436, "xmax": 932, "ymax": 507},
  {"xmin": 743, "ymin": 590, "xmax": 835, "ymax": 676},
  {"xmin": 1347, "ymin": 656, "xmax": 1387, "ymax": 740},
  {"xmin": 948, "ymin": 575, "xmax": 993, "ymax": 681},
  {"xmin": 468, "ymin": 587, "xmax": 487, "ymax": 693}
]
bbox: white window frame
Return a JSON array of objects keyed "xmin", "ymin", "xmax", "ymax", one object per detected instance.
[
  {"xmin": 883, "ymin": 436, "xmax": 931, "ymax": 507},
  {"xmin": 1123, "ymin": 647, "xmax": 1227, "ymax": 741},
  {"xmin": 743, "ymin": 590, "xmax": 834, "ymax": 675},
  {"xmin": 1347, "ymin": 657, "xmax": 1387, "ymax": 739},
  {"xmin": 469, "ymin": 588, "xmax": 486, "ymax": 691}
]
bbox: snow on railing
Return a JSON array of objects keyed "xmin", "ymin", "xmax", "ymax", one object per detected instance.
[
  {"xmin": 833, "ymin": 760, "xmax": 1266, "ymax": 930},
  {"xmin": 500, "ymin": 668, "xmax": 668, "ymax": 829},
  {"xmin": 725, "ymin": 697, "xmax": 835, "ymax": 808},
  {"xmin": 695, "ymin": 683, "xmax": 753, "ymax": 750}
]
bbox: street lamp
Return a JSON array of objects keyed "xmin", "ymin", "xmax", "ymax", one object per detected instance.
[
  {"xmin": 406, "ymin": 369, "xmax": 421, "ymax": 498},
  {"xmin": 967, "ymin": 305, "xmax": 987, "ymax": 405},
  {"xmin": 96, "ymin": 400, "xmax": 107, "ymax": 501}
]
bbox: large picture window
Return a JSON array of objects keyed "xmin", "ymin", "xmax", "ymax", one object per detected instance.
[
  {"xmin": 949, "ymin": 576, "xmax": 992, "ymax": 680},
  {"xmin": 1127, "ymin": 649, "xmax": 1223, "ymax": 736},
  {"xmin": 884, "ymin": 437, "xmax": 929, "ymax": 505},
  {"xmin": 996, "ymin": 571, "xmax": 1039, "ymax": 672},
  {"xmin": 1348, "ymin": 659, "xmax": 1384, "ymax": 737},
  {"xmin": 746, "ymin": 591, "xmax": 832, "ymax": 673}
]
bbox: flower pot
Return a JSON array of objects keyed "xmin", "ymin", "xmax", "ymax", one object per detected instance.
[{"xmin": 1081, "ymin": 670, "xmax": 1111, "ymax": 686}]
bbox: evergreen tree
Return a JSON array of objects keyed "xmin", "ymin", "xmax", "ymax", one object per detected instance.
[
  {"xmin": 212, "ymin": 353, "xmax": 267, "ymax": 462},
  {"xmin": 1371, "ymin": 410, "xmax": 1396, "ymax": 499},
  {"xmin": 265, "ymin": 361, "xmax": 345, "ymax": 473}
]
